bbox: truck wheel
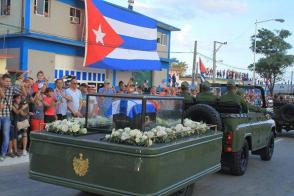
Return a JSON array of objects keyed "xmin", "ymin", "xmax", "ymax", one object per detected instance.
[
  {"xmin": 183, "ymin": 104, "xmax": 222, "ymax": 130},
  {"xmin": 279, "ymin": 104, "xmax": 294, "ymax": 123},
  {"xmin": 260, "ymin": 132, "xmax": 275, "ymax": 161},
  {"xmin": 170, "ymin": 184, "xmax": 195, "ymax": 196},
  {"xmin": 231, "ymin": 140, "xmax": 249, "ymax": 176}
]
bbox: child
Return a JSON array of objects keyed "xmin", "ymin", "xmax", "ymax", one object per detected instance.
[
  {"xmin": 11, "ymin": 94, "xmax": 30, "ymax": 156},
  {"xmin": 30, "ymin": 91, "xmax": 45, "ymax": 132},
  {"xmin": 32, "ymin": 71, "xmax": 48, "ymax": 93},
  {"xmin": 43, "ymin": 88, "xmax": 57, "ymax": 123}
]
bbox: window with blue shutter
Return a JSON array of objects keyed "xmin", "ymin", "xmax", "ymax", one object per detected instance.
[
  {"xmin": 59, "ymin": 70, "xmax": 64, "ymax": 78},
  {"xmin": 54, "ymin": 70, "xmax": 58, "ymax": 79},
  {"xmin": 93, "ymin": 73, "xmax": 97, "ymax": 81},
  {"xmin": 88, "ymin": 73, "xmax": 92, "ymax": 81},
  {"xmin": 76, "ymin": 72, "xmax": 81, "ymax": 80},
  {"xmin": 82, "ymin": 72, "xmax": 87, "ymax": 80}
]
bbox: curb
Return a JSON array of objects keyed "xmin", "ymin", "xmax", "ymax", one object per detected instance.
[{"xmin": 0, "ymin": 155, "xmax": 29, "ymax": 167}]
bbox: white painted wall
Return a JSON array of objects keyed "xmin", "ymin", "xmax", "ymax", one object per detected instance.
[
  {"xmin": 116, "ymin": 71, "xmax": 132, "ymax": 85},
  {"xmin": 153, "ymin": 69, "xmax": 167, "ymax": 87}
]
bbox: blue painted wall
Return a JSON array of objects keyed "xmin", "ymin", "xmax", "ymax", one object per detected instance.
[{"xmin": 24, "ymin": 0, "xmax": 31, "ymax": 32}]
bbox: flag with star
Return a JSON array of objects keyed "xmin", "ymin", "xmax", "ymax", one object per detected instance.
[{"xmin": 84, "ymin": 0, "xmax": 162, "ymax": 70}]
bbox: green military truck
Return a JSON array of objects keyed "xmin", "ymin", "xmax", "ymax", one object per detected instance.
[
  {"xmin": 29, "ymin": 95, "xmax": 223, "ymax": 196},
  {"xmin": 273, "ymin": 94, "xmax": 294, "ymax": 132},
  {"xmin": 29, "ymin": 89, "xmax": 275, "ymax": 195},
  {"xmin": 184, "ymin": 84, "xmax": 276, "ymax": 175}
]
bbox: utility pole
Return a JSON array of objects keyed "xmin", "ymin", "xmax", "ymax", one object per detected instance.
[
  {"xmin": 191, "ymin": 41, "xmax": 197, "ymax": 88},
  {"xmin": 213, "ymin": 41, "xmax": 227, "ymax": 83},
  {"xmin": 291, "ymin": 71, "xmax": 293, "ymax": 94}
]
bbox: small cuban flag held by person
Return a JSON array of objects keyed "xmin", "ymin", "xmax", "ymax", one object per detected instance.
[
  {"xmin": 199, "ymin": 57, "xmax": 207, "ymax": 83},
  {"xmin": 84, "ymin": 0, "xmax": 162, "ymax": 70}
]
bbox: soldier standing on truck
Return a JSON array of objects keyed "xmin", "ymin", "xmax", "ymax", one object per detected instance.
[
  {"xmin": 219, "ymin": 80, "xmax": 248, "ymax": 113},
  {"xmin": 180, "ymin": 81, "xmax": 195, "ymax": 107},
  {"xmin": 196, "ymin": 81, "xmax": 217, "ymax": 103}
]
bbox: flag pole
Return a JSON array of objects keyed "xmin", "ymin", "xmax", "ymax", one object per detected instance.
[{"xmin": 191, "ymin": 41, "xmax": 197, "ymax": 87}]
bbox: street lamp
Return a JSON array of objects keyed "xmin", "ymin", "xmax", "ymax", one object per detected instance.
[{"xmin": 253, "ymin": 18, "xmax": 285, "ymax": 85}]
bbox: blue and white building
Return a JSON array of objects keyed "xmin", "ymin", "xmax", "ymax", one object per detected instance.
[{"xmin": 0, "ymin": 0, "xmax": 179, "ymax": 88}]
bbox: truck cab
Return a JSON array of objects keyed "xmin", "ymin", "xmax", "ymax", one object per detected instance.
[{"xmin": 184, "ymin": 84, "xmax": 276, "ymax": 175}]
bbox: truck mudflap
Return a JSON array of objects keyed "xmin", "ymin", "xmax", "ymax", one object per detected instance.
[{"xmin": 29, "ymin": 131, "xmax": 223, "ymax": 196}]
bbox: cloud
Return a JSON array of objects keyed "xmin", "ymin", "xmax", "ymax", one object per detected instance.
[
  {"xmin": 197, "ymin": 0, "xmax": 248, "ymax": 14},
  {"xmin": 133, "ymin": 0, "xmax": 248, "ymax": 19}
]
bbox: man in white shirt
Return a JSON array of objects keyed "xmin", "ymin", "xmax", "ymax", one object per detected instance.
[{"xmin": 65, "ymin": 79, "xmax": 83, "ymax": 118}]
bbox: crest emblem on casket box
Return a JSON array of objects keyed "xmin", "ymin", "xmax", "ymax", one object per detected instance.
[{"xmin": 73, "ymin": 153, "xmax": 89, "ymax": 177}]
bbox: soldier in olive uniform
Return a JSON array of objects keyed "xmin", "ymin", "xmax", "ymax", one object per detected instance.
[
  {"xmin": 219, "ymin": 80, "xmax": 248, "ymax": 113},
  {"xmin": 180, "ymin": 81, "xmax": 195, "ymax": 107},
  {"xmin": 196, "ymin": 81, "xmax": 217, "ymax": 104}
]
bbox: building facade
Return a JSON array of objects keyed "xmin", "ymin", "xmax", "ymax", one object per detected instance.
[{"xmin": 0, "ymin": 0, "xmax": 179, "ymax": 89}]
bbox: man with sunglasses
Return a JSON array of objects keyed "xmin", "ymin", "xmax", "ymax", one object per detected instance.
[{"xmin": 65, "ymin": 78, "xmax": 83, "ymax": 118}]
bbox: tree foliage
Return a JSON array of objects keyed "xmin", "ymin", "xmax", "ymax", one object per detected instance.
[
  {"xmin": 171, "ymin": 61, "xmax": 188, "ymax": 76},
  {"xmin": 249, "ymin": 28, "xmax": 294, "ymax": 94}
]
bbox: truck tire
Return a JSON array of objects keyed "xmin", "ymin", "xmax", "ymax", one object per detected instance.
[
  {"xmin": 183, "ymin": 104, "xmax": 222, "ymax": 130},
  {"xmin": 279, "ymin": 104, "xmax": 294, "ymax": 123},
  {"xmin": 231, "ymin": 140, "xmax": 249, "ymax": 176},
  {"xmin": 170, "ymin": 183, "xmax": 195, "ymax": 196},
  {"xmin": 260, "ymin": 132, "xmax": 275, "ymax": 161}
]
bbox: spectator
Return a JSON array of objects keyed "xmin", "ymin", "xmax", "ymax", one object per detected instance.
[
  {"xmin": 80, "ymin": 83, "xmax": 88, "ymax": 117},
  {"xmin": 127, "ymin": 84, "xmax": 137, "ymax": 94},
  {"xmin": 116, "ymin": 81, "xmax": 125, "ymax": 94},
  {"xmin": 172, "ymin": 74, "xmax": 176, "ymax": 87},
  {"xmin": 98, "ymin": 79, "xmax": 114, "ymax": 115},
  {"xmin": 43, "ymin": 88, "xmax": 57, "ymax": 123},
  {"xmin": 0, "ymin": 74, "xmax": 25, "ymax": 161},
  {"xmin": 143, "ymin": 80, "xmax": 149, "ymax": 93},
  {"xmin": 65, "ymin": 78, "xmax": 83, "ymax": 118},
  {"xmin": 127, "ymin": 77, "xmax": 134, "ymax": 88},
  {"xmin": 136, "ymin": 85, "xmax": 143, "ymax": 94},
  {"xmin": 11, "ymin": 94, "xmax": 30, "ymax": 156},
  {"xmin": 32, "ymin": 71, "xmax": 48, "ymax": 93},
  {"xmin": 87, "ymin": 85, "xmax": 99, "ymax": 116},
  {"xmin": 55, "ymin": 79, "xmax": 71, "ymax": 120},
  {"xmin": 170, "ymin": 87, "xmax": 177, "ymax": 96},
  {"xmin": 150, "ymin": 86, "xmax": 157, "ymax": 96},
  {"xmin": 30, "ymin": 92, "xmax": 45, "ymax": 132}
]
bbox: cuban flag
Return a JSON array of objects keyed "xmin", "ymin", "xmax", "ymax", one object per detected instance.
[
  {"xmin": 199, "ymin": 57, "xmax": 206, "ymax": 82},
  {"xmin": 84, "ymin": 0, "xmax": 162, "ymax": 70}
]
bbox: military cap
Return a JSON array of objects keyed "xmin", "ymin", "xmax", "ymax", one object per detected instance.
[{"xmin": 181, "ymin": 81, "xmax": 190, "ymax": 89}]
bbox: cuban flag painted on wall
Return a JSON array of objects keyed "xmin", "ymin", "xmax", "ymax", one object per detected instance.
[{"xmin": 84, "ymin": 0, "xmax": 162, "ymax": 70}]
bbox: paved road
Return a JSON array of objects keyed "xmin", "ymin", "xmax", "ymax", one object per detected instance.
[{"xmin": 0, "ymin": 131, "xmax": 294, "ymax": 196}]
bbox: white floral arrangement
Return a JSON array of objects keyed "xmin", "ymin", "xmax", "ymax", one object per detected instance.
[
  {"xmin": 46, "ymin": 119, "xmax": 87, "ymax": 135},
  {"xmin": 105, "ymin": 119, "xmax": 210, "ymax": 147}
]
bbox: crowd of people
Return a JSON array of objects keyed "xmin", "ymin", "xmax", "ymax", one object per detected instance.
[
  {"xmin": 205, "ymin": 68, "xmax": 250, "ymax": 81},
  {"xmin": 0, "ymin": 69, "xmax": 266, "ymax": 162},
  {"xmin": 0, "ymin": 71, "xmax": 199, "ymax": 162}
]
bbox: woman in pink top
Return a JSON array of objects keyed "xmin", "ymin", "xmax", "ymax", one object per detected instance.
[{"xmin": 43, "ymin": 88, "xmax": 57, "ymax": 123}]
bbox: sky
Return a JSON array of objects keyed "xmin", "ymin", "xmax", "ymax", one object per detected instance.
[{"xmin": 105, "ymin": 0, "xmax": 294, "ymax": 82}]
